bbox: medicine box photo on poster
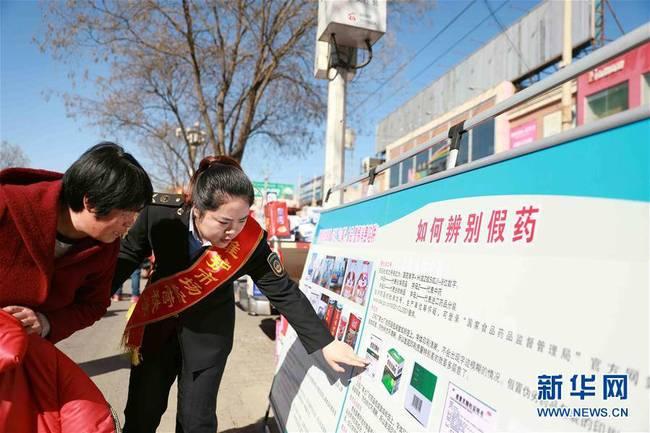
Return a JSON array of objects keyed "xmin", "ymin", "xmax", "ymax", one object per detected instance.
[{"xmin": 327, "ymin": 256, "xmax": 348, "ymax": 294}]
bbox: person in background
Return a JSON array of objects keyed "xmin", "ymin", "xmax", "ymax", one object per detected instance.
[
  {"xmin": 112, "ymin": 156, "xmax": 367, "ymax": 433},
  {"xmin": 112, "ymin": 267, "xmax": 142, "ymax": 303}
]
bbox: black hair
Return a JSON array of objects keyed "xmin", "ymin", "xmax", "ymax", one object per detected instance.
[
  {"xmin": 189, "ymin": 156, "xmax": 255, "ymax": 214},
  {"xmin": 62, "ymin": 142, "xmax": 153, "ymax": 217}
]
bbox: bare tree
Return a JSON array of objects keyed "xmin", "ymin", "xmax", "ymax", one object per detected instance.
[
  {"xmin": 40, "ymin": 0, "xmax": 326, "ymax": 183},
  {"xmin": 0, "ymin": 141, "xmax": 30, "ymax": 169},
  {"xmin": 39, "ymin": 0, "xmax": 433, "ymax": 186}
]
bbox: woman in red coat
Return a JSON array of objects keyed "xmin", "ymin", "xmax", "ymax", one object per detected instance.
[
  {"xmin": 0, "ymin": 310, "xmax": 118, "ymax": 433},
  {"xmin": 0, "ymin": 143, "xmax": 153, "ymax": 432}
]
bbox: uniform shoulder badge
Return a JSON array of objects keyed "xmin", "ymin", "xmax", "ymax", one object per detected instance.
[
  {"xmin": 151, "ymin": 192, "xmax": 184, "ymax": 208},
  {"xmin": 267, "ymin": 252, "xmax": 285, "ymax": 277}
]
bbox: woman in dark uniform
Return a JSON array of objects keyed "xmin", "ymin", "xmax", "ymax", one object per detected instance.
[{"xmin": 112, "ymin": 156, "xmax": 367, "ymax": 433}]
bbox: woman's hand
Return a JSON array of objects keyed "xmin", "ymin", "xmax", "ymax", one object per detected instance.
[
  {"xmin": 2, "ymin": 305, "xmax": 44, "ymax": 336},
  {"xmin": 321, "ymin": 340, "xmax": 369, "ymax": 373}
]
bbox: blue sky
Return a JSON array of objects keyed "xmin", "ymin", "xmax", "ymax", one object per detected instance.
[{"xmin": 1, "ymin": 0, "xmax": 648, "ymax": 189}]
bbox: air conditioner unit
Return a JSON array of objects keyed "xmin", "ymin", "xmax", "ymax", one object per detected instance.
[{"xmin": 362, "ymin": 157, "xmax": 384, "ymax": 173}]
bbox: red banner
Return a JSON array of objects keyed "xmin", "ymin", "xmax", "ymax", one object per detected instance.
[{"xmin": 123, "ymin": 218, "xmax": 263, "ymax": 353}]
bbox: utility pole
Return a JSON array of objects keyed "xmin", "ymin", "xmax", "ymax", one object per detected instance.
[
  {"xmin": 561, "ymin": 0, "xmax": 573, "ymax": 131},
  {"xmin": 594, "ymin": 0, "xmax": 605, "ymax": 48},
  {"xmin": 316, "ymin": 1, "xmax": 386, "ymax": 207},
  {"xmin": 323, "ymin": 66, "xmax": 347, "ymax": 207},
  {"xmin": 296, "ymin": 173, "xmax": 302, "ymax": 208}
]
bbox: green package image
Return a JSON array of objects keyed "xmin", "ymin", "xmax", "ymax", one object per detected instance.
[
  {"xmin": 381, "ymin": 348, "xmax": 404, "ymax": 395},
  {"xmin": 404, "ymin": 363, "xmax": 437, "ymax": 427}
]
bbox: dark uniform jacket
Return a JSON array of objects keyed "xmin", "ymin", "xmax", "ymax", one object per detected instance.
[{"xmin": 112, "ymin": 194, "xmax": 333, "ymax": 372}]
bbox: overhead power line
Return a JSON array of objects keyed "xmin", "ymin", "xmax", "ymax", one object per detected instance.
[
  {"xmin": 483, "ymin": 0, "xmax": 530, "ymax": 71},
  {"xmin": 605, "ymin": 0, "xmax": 626, "ymax": 35},
  {"xmin": 369, "ymin": 0, "xmax": 510, "ymax": 115},
  {"xmin": 351, "ymin": 0, "xmax": 478, "ymax": 112}
]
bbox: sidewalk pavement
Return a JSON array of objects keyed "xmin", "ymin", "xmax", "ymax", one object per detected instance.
[{"xmin": 57, "ymin": 281, "xmax": 280, "ymax": 433}]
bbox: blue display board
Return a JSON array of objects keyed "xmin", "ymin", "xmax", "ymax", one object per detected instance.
[{"xmin": 271, "ymin": 117, "xmax": 649, "ymax": 433}]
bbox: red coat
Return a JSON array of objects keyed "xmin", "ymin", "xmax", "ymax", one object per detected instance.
[
  {"xmin": 0, "ymin": 310, "xmax": 117, "ymax": 433},
  {"xmin": 0, "ymin": 168, "xmax": 118, "ymax": 342}
]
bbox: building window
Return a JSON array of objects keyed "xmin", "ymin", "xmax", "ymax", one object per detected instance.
[
  {"xmin": 401, "ymin": 157, "xmax": 414, "ymax": 185},
  {"xmin": 642, "ymin": 73, "xmax": 650, "ymax": 105},
  {"xmin": 543, "ymin": 111, "xmax": 562, "ymax": 138},
  {"xmin": 414, "ymin": 149, "xmax": 430, "ymax": 180},
  {"xmin": 455, "ymin": 118, "xmax": 495, "ymax": 166},
  {"xmin": 428, "ymin": 141, "xmax": 448, "ymax": 176},
  {"xmin": 586, "ymin": 81, "xmax": 629, "ymax": 122},
  {"xmin": 457, "ymin": 132, "xmax": 469, "ymax": 165},
  {"xmin": 389, "ymin": 165, "xmax": 400, "ymax": 188},
  {"xmin": 386, "ymin": 116, "xmax": 495, "ymax": 189},
  {"xmin": 472, "ymin": 119, "xmax": 495, "ymax": 161}
]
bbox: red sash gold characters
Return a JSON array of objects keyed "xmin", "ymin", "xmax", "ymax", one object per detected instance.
[{"xmin": 122, "ymin": 218, "xmax": 263, "ymax": 361}]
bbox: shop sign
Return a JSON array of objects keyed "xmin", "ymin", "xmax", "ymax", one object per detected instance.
[
  {"xmin": 510, "ymin": 120, "xmax": 537, "ymax": 148},
  {"xmin": 588, "ymin": 59, "xmax": 625, "ymax": 83}
]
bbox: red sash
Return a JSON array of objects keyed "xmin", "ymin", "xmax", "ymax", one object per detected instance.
[{"xmin": 122, "ymin": 218, "xmax": 263, "ymax": 355}]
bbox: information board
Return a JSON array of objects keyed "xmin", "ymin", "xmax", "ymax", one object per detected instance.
[{"xmin": 270, "ymin": 117, "xmax": 649, "ymax": 432}]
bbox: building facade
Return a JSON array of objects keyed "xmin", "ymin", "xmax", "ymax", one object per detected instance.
[
  {"xmin": 577, "ymin": 41, "xmax": 650, "ymax": 125},
  {"xmin": 383, "ymin": 82, "xmax": 515, "ymax": 191},
  {"xmin": 507, "ymin": 81, "xmax": 577, "ymax": 149},
  {"xmin": 299, "ymin": 176, "xmax": 324, "ymax": 207},
  {"xmin": 373, "ymin": 0, "xmax": 594, "ymax": 193}
]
